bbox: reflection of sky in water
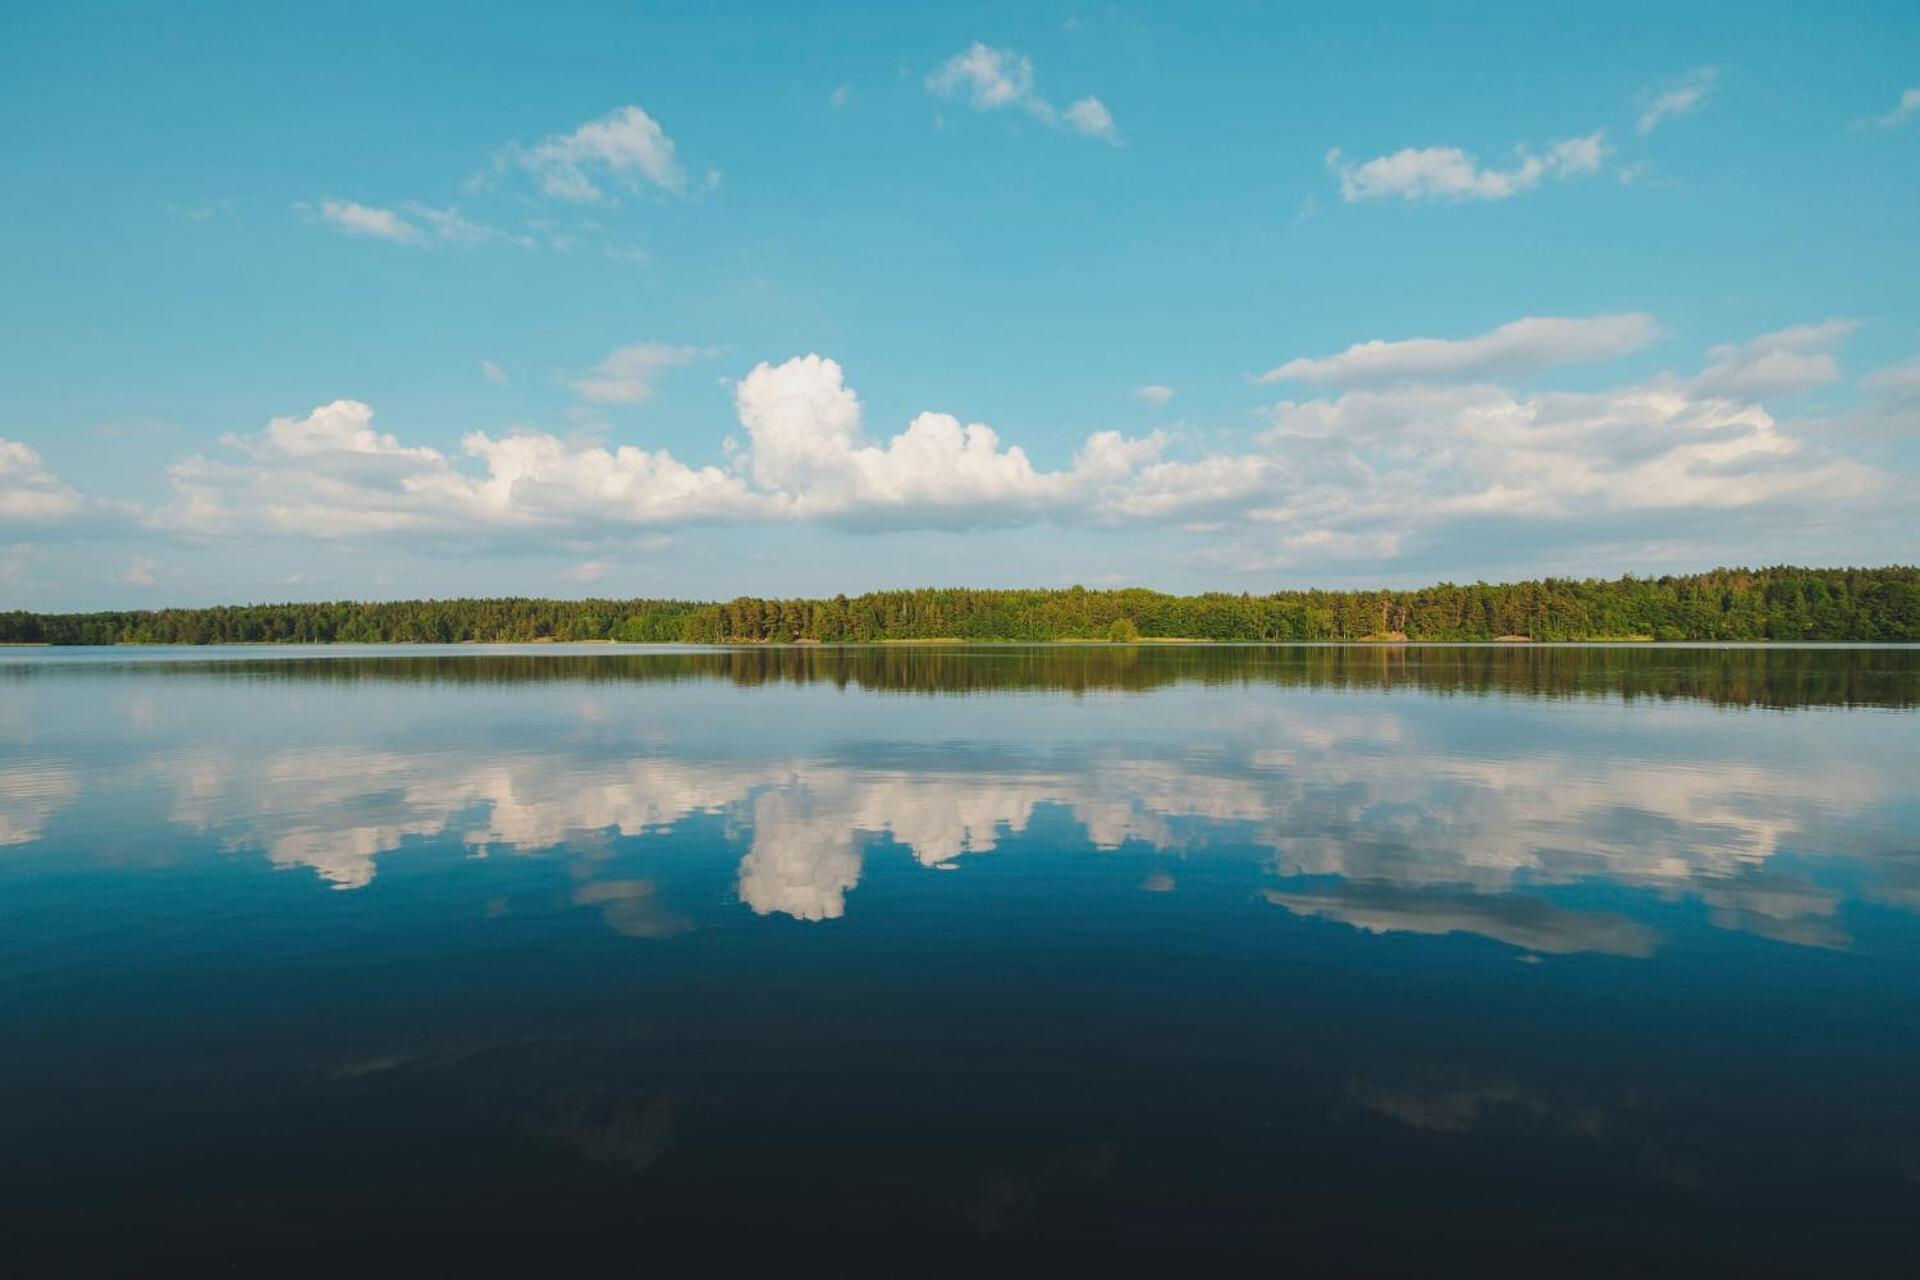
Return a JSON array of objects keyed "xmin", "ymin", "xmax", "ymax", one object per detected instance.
[
  {"xmin": 3, "ymin": 648, "xmax": 1920, "ymax": 1270},
  {"xmin": 3, "ymin": 650, "xmax": 1915, "ymax": 954}
]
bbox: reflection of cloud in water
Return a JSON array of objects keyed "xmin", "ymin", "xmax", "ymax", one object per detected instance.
[
  {"xmin": 527, "ymin": 1089, "xmax": 676, "ymax": 1174},
  {"xmin": 736, "ymin": 788, "xmax": 864, "ymax": 921},
  {"xmin": 1346, "ymin": 1078, "xmax": 1606, "ymax": 1139},
  {"xmin": 0, "ymin": 764, "xmax": 78, "ymax": 846},
  {"xmin": 1697, "ymin": 873, "xmax": 1848, "ymax": 951},
  {"xmin": 1264, "ymin": 883, "xmax": 1658, "ymax": 957},
  {"xmin": 572, "ymin": 878, "xmax": 690, "ymax": 939},
  {"xmin": 99, "ymin": 695, "xmax": 1913, "ymax": 947}
]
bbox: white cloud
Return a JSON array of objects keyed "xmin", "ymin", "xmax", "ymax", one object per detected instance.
[
  {"xmin": 155, "ymin": 399, "xmax": 768, "ymax": 541},
  {"xmin": 1063, "ymin": 96, "xmax": 1119, "ymax": 142},
  {"xmin": 504, "ymin": 105, "xmax": 687, "ymax": 202},
  {"xmin": 1855, "ymin": 87, "xmax": 1920, "ymax": 131},
  {"xmin": 928, "ymin": 43, "xmax": 1035, "ymax": 110},
  {"xmin": 565, "ymin": 559, "xmax": 610, "ymax": 583},
  {"xmin": 730, "ymin": 354, "xmax": 1171, "ymax": 526},
  {"xmin": 121, "ymin": 556, "xmax": 160, "ymax": 586},
  {"xmin": 1330, "ymin": 130, "xmax": 1606, "ymax": 202},
  {"xmin": 926, "ymin": 43, "xmax": 1119, "ymax": 143},
  {"xmin": 402, "ymin": 203, "xmax": 533, "ymax": 249},
  {"xmin": 1260, "ymin": 314, "xmax": 1656, "ymax": 385},
  {"xmin": 0, "ymin": 439, "xmax": 84, "ymax": 521},
  {"xmin": 829, "ymin": 84, "xmax": 855, "ymax": 109},
  {"xmin": 139, "ymin": 329, "xmax": 1892, "ymax": 570},
  {"xmin": 568, "ymin": 342, "xmax": 703, "ymax": 405},
  {"xmin": 1134, "ymin": 384, "xmax": 1177, "ymax": 405},
  {"xmin": 312, "ymin": 200, "xmax": 424, "ymax": 244},
  {"xmin": 1862, "ymin": 355, "xmax": 1920, "ymax": 399},
  {"xmin": 1690, "ymin": 319, "xmax": 1855, "ymax": 399},
  {"xmin": 1219, "ymin": 349, "xmax": 1882, "ymax": 571},
  {"xmin": 306, "ymin": 200, "xmax": 527, "ymax": 249},
  {"xmin": 481, "ymin": 360, "xmax": 510, "ymax": 386},
  {"xmin": 1637, "ymin": 68, "xmax": 1718, "ymax": 134}
]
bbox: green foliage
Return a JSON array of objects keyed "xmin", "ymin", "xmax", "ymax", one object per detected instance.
[{"xmin": 2, "ymin": 566, "xmax": 1915, "ymax": 646}]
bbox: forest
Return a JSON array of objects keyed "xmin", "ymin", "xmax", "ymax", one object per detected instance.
[{"xmin": 1, "ymin": 566, "xmax": 1915, "ymax": 646}]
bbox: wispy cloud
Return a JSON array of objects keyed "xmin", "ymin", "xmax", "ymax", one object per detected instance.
[
  {"xmin": 1637, "ymin": 67, "xmax": 1718, "ymax": 135},
  {"xmin": 481, "ymin": 361, "xmax": 510, "ymax": 386},
  {"xmin": 1690, "ymin": 319, "xmax": 1856, "ymax": 398},
  {"xmin": 926, "ymin": 43, "xmax": 1120, "ymax": 144},
  {"xmin": 310, "ymin": 199, "xmax": 425, "ymax": 244},
  {"xmin": 568, "ymin": 342, "xmax": 705, "ymax": 405},
  {"xmin": 1134, "ymin": 384, "xmax": 1177, "ymax": 405},
  {"xmin": 0, "ymin": 439, "xmax": 84, "ymax": 521},
  {"xmin": 303, "ymin": 200, "xmax": 528, "ymax": 249},
  {"xmin": 1328, "ymin": 131, "xmax": 1605, "ymax": 202},
  {"xmin": 167, "ymin": 199, "xmax": 230, "ymax": 222},
  {"xmin": 1854, "ymin": 86, "xmax": 1920, "ymax": 131},
  {"xmin": 1259, "ymin": 314, "xmax": 1656, "ymax": 385},
  {"xmin": 499, "ymin": 105, "xmax": 688, "ymax": 202},
  {"xmin": 565, "ymin": 559, "xmax": 611, "ymax": 583}
]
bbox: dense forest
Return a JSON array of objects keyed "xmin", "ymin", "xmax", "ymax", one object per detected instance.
[{"xmin": 1, "ymin": 566, "xmax": 1915, "ymax": 646}]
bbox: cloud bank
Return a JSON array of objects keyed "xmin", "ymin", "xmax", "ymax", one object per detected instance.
[{"xmin": 121, "ymin": 317, "xmax": 1892, "ymax": 578}]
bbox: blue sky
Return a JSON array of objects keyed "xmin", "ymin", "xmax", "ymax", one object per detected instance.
[{"xmin": 1, "ymin": 0, "xmax": 1916, "ymax": 608}]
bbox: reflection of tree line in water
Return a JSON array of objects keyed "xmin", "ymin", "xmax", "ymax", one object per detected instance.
[{"xmin": 15, "ymin": 644, "xmax": 1916, "ymax": 709}]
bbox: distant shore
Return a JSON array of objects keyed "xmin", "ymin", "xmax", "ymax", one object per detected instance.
[{"xmin": 4, "ymin": 566, "xmax": 1915, "ymax": 645}]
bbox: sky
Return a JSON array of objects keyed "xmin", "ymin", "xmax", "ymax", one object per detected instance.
[{"xmin": 1, "ymin": 0, "xmax": 1916, "ymax": 609}]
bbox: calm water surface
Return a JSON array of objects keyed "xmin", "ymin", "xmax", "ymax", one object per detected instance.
[{"xmin": 2, "ymin": 645, "xmax": 1917, "ymax": 1274}]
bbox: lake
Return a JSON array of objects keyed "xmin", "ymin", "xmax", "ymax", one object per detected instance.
[{"xmin": 2, "ymin": 644, "xmax": 1917, "ymax": 1274}]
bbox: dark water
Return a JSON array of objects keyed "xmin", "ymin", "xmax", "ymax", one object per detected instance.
[{"xmin": 2, "ymin": 644, "xmax": 1917, "ymax": 1275}]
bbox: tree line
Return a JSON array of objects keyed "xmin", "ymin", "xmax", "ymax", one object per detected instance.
[
  {"xmin": 12, "ymin": 644, "xmax": 1906, "ymax": 710},
  {"xmin": 1, "ymin": 566, "xmax": 1915, "ymax": 646}
]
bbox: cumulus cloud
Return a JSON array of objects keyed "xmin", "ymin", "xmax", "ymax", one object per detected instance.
[
  {"xmin": 0, "ymin": 439, "xmax": 84, "ymax": 521},
  {"xmin": 1062, "ymin": 96, "xmax": 1119, "ymax": 142},
  {"xmin": 926, "ymin": 43, "xmax": 1120, "ymax": 144},
  {"xmin": 156, "ymin": 398, "xmax": 766, "ymax": 540},
  {"xmin": 502, "ymin": 105, "xmax": 687, "ymax": 202},
  {"xmin": 137, "ymin": 327, "xmax": 1889, "ymax": 572},
  {"xmin": 1854, "ymin": 87, "xmax": 1920, "ymax": 131},
  {"xmin": 1329, "ymin": 130, "xmax": 1606, "ymax": 202},
  {"xmin": 568, "ymin": 342, "xmax": 704, "ymax": 405},
  {"xmin": 1260, "ymin": 314, "xmax": 1656, "ymax": 385},
  {"xmin": 1637, "ymin": 68, "xmax": 1718, "ymax": 134},
  {"xmin": 731, "ymin": 354, "xmax": 1173, "ymax": 527}
]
